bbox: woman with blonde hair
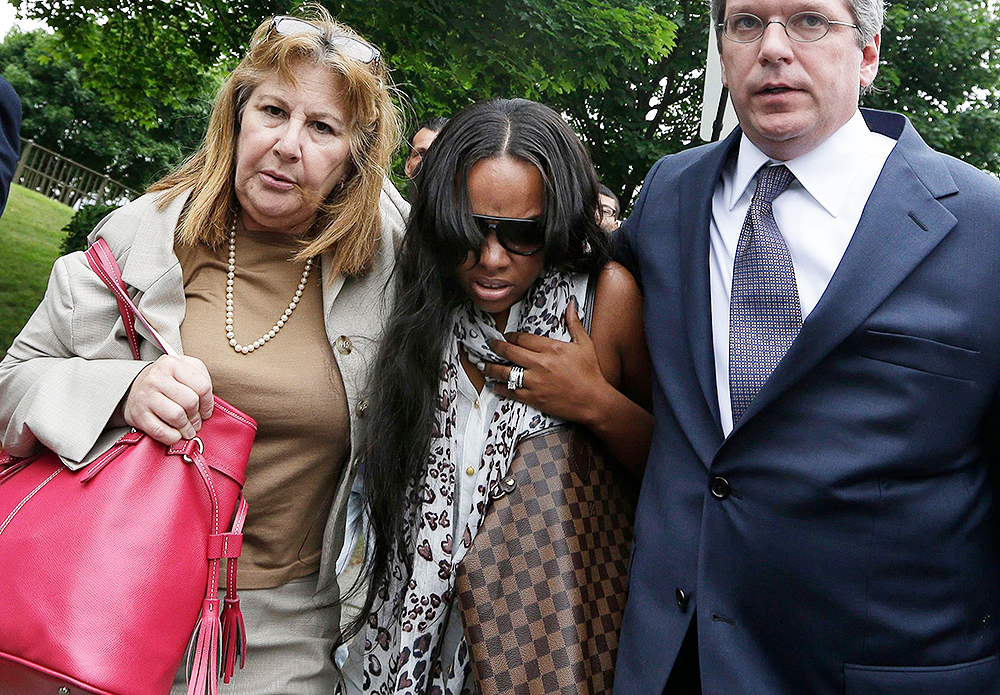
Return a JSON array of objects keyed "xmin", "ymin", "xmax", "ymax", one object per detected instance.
[{"xmin": 0, "ymin": 6, "xmax": 405, "ymax": 693}]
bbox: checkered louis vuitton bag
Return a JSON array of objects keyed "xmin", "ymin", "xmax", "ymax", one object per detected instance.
[
  {"xmin": 454, "ymin": 424, "xmax": 637, "ymax": 694},
  {"xmin": 454, "ymin": 268, "xmax": 637, "ymax": 694}
]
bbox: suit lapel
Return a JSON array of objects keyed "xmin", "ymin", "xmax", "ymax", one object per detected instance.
[
  {"xmin": 729, "ymin": 113, "xmax": 959, "ymax": 434},
  {"xmin": 678, "ymin": 130, "xmax": 741, "ymax": 446}
]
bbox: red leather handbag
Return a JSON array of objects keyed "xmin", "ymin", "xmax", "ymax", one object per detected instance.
[{"xmin": 0, "ymin": 239, "xmax": 256, "ymax": 695}]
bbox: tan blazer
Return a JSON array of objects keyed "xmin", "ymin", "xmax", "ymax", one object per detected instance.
[{"xmin": 0, "ymin": 181, "xmax": 408, "ymax": 601}]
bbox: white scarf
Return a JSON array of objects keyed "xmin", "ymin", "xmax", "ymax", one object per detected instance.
[{"xmin": 359, "ymin": 269, "xmax": 580, "ymax": 695}]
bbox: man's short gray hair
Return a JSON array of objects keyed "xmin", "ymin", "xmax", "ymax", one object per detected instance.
[{"xmin": 710, "ymin": 0, "xmax": 884, "ymax": 48}]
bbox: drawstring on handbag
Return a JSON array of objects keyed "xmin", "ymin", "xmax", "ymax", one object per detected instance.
[
  {"xmin": 220, "ymin": 498, "xmax": 249, "ymax": 682},
  {"xmin": 176, "ymin": 436, "xmax": 248, "ymax": 695}
]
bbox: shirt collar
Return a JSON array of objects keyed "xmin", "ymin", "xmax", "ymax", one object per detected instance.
[{"xmin": 728, "ymin": 110, "xmax": 878, "ymax": 218}]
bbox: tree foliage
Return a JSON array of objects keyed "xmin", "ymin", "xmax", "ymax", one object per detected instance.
[
  {"xmin": 334, "ymin": 0, "xmax": 682, "ymax": 201},
  {"xmin": 13, "ymin": 1, "xmax": 248, "ymax": 127},
  {"xmin": 862, "ymin": 0, "xmax": 1000, "ymax": 174},
  {"xmin": 0, "ymin": 28, "xmax": 214, "ymax": 191},
  {"xmin": 550, "ymin": 0, "xmax": 710, "ymax": 204}
]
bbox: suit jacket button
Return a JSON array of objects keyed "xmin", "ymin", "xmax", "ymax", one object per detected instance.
[
  {"xmin": 336, "ymin": 335, "xmax": 353, "ymax": 355},
  {"xmin": 710, "ymin": 476, "xmax": 730, "ymax": 499},
  {"xmin": 675, "ymin": 587, "xmax": 689, "ymax": 612}
]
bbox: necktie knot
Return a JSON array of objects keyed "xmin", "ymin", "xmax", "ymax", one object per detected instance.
[{"xmin": 753, "ymin": 164, "xmax": 794, "ymax": 207}]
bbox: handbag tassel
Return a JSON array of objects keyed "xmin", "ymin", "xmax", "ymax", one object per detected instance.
[
  {"xmin": 219, "ymin": 496, "xmax": 249, "ymax": 682},
  {"xmin": 186, "ymin": 597, "xmax": 222, "ymax": 695},
  {"xmin": 220, "ymin": 592, "xmax": 246, "ymax": 682},
  {"xmin": 182, "ymin": 446, "xmax": 248, "ymax": 695}
]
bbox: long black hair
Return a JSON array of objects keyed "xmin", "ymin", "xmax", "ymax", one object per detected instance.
[{"xmin": 343, "ymin": 98, "xmax": 610, "ymax": 640}]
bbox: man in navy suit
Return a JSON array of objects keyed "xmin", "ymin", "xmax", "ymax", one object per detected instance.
[
  {"xmin": 614, "ymin": 0, "xmax": 1000, "ymax": 691},
  {"xmin": 0, "ymin": 75, "xmax": 21, "ymax": 216}
]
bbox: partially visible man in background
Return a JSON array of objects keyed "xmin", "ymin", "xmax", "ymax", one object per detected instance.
[
  {"xmin": 0, "ymin": 75, "xmax": 22, "ymax": 216},
  {"xmin": 404, "ymin": 116, "xmax": 448, "ymax": 180},
  {"xmin": 598, "ymin": 183, "xmax": 620, "ymax": 232}
]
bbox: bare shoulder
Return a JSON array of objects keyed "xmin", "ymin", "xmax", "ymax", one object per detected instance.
[
  {"xmin": 589, "ymin": 261, "xmax": 644, "ymax": 344},
  {"xmin": 586, "ymin": 262, "xmax": 650, "ymax": 399},
  {"xmin": 592, "ymin": 262, "xmax": 642, "ymax": 316}
]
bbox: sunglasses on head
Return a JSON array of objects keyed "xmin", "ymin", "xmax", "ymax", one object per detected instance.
[
  {"xmin": 268, "ymin": 16, "xmax": 382, "ymax": 67},
  {"xmin": 472, "ymin": 214, "xmax": 545, "ymax": 256}
]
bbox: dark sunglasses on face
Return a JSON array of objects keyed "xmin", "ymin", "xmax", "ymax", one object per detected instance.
[
  {"xmin": 268, "ymin": 16, "xmax": 382, "ymax": 67},
  {"xmin": 471, "ymin": 214, "xmax": 545, "ymax": 256}
]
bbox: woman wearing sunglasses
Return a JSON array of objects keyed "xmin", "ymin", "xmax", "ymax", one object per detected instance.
[
  {"xmin": 342, "ymin": 98, "xmax": 653, "ymax": 694},
  {"xmin": 0, "ymin": 6, "xmax": 404, "ymax": 694}
]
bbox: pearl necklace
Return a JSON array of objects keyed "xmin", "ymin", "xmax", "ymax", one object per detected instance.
[{"xmin": 225, "ymin": 226, "xmax": 314, "ymax": 354}]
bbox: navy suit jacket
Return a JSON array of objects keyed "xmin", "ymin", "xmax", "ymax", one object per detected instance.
[
  {"xmin": 0, "ymin": 75, "xmax": 21, "ymax": 216},
  {"xmin": 614, "ymin": 109, "xmax": 1000, "ymax": 695}
]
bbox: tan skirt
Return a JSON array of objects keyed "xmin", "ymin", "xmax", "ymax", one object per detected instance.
[{"xmin": 170, "ymin": 574, "xmax": 342, "ymax": 695}]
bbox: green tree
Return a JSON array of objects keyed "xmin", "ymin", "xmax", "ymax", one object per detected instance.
[
  {"xmin": 335, "ymin": 0, "xmax": 682, "ymax": 199},
  {"xmin": 60, "ymin": 203, "xmax": 121, "ymax": 255},
  {"xmin": 0, "ymin": 28, "xmax": 215, "ymax": 191},
  {"xmin": 551, "ymin": 0, "xmax": 711, "ymax": 204},
  {"xmin": 862, "ymin": 0, "xmax": 1000, "ymax": 174}
]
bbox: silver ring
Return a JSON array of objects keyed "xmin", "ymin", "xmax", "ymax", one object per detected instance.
[
  {"xmin": 507, "ymin": 365, "xmax": 525, "ymax": 391},
  {"xmin": 181, "ymin": 436, "xmax": 204, "ymax": 464}
]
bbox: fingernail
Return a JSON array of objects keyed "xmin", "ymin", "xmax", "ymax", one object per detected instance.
[{"xmin": 476, "ymin": 362, "xmax": 485, "ymax": 371}]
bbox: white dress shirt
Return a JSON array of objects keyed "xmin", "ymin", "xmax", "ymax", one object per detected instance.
[{"xmin": 710, "ymin": 110, "xmax": 896, "ymax": 435}]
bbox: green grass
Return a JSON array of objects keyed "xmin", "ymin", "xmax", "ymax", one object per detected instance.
[{"xmin": 0, "ymin": 184, "xmax": 74, "ymax": 358}]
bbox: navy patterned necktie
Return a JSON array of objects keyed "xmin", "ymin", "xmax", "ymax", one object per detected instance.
[{"xmin": 729, "ymin": 164, "xmax": 800, "ymax": 424}]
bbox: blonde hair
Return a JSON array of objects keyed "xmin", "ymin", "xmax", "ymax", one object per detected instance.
[{"xmin": 150, "ymin": 5, "xmax": 402, "ymax": 276}]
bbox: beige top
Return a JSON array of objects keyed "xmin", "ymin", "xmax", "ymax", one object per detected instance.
[{"xmin": 175, "ymin": 229, "xmax": 349, "ymax": 589}]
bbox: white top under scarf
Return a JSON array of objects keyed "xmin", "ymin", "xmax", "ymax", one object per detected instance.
[{"xmin": 710, "ymin": 109, "xmax": 896, "ymax": 435}]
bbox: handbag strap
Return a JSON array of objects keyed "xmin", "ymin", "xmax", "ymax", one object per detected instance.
[
  {"xmin": 582, "ymin": 266, "xmax": 600, "ymax": 334},
  {"xmin": 84, "ymin": 238, "xmax": 180, "ymax": 359}
]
